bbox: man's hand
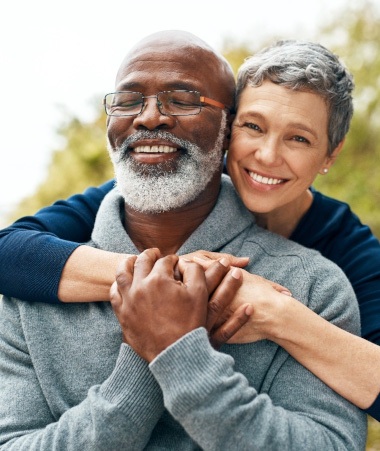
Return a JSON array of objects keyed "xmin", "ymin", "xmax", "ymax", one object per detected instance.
[
  {"xmin": 110, "ymin": 248, "xmax": 209, "ymax": 362},
  {"xmin": 110, "ymin": 249, "xmax": 251, "ymax": 361}
]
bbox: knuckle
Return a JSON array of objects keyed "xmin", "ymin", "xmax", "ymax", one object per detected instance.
[
  {"xmin": 216, "ymin": 328, "xmax": 231, "ymax": 343},
  {"xmin": 115, "ymin": 271, "xmax": 129, "ymax": 288},
  {"xmin": 208, "ymin": 299, "xmax": 222, "ymax": 315}
]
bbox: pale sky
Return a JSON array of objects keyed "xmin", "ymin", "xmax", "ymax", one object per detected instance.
[{"xmin": 0, "ymin": 0, "xmax": 355, "ymax": 225}]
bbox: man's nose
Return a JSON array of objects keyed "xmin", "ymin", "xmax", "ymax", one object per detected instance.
[{"xmin": 132, "ymin": 96, "xmax": 176, "ymax": 130}]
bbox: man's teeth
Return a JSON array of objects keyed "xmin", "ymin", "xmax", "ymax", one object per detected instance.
[
  {"xmin": 249, "ymin": 171, "xmax": 284, "ymax": 185},
  {"xmin": 134, "ymin": 145, "xmax": 177, "ymax": 153}
]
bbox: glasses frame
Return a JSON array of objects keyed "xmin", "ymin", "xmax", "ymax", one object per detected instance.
[{"xmin": 103, "ymin": 90, "xmax": 230, "ymax": 117}]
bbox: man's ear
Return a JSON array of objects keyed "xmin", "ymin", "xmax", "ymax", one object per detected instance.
[
  {"xmin": 223, "ymin": 113, "xmax": 235, "ymax": 150},
  {"xmin": 319, "ymin": 139, "xmax": 345, "ymax": 175}
]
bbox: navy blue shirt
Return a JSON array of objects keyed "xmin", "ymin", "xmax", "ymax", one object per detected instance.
[{"xmin": 1, "ymin": 179, "xmax": 379, "ymax": 419}]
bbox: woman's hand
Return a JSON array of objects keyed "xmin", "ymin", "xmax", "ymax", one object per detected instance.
[
  {"xmin": 211, "ymin": 269, "xmax": 293, "ymax": 344},
  {"xmin": 180, "ymin": 250, "xmax": 249, "ymax": 269}
]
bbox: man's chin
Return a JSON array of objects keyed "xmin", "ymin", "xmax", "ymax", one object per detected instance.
[{"xmin": 115, "ymin": 169, "xmax": 201, "ymax": 214}]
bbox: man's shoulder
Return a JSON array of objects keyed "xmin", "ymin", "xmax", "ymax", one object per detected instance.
[
  {"xmin": 243, "ymin": 223, "xmax": 323, "ymax": 260},
  {"xmin": 243, "ymin": 224, "xmax": 348, "ymax": 282},
  {"xmin": 241, "ymin": 226, "xmax": 357, "ymax": 310}
]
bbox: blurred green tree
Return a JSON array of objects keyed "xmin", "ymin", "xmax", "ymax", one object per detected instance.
[
  {"xmin": 11, "ymin": 1, "xmax": 380, "ymax": 240},
  {"xmin": 7, "ymin": 4, "xmax": 380, "ymax": 447},
  {"xmin": 10, "ymin": 102, "xmax": 112, "ymax": 220},
  {"xmin": 312, "ymin": 1, "xmax": 380, "ymax": 237}
]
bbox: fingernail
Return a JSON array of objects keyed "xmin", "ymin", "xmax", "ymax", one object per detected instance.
[
  {"xmin": 281, "ymin": 290, "xmax": 292, "ymax": 296},
  {"xmin": 219, "ymin": 257, "xmax": 229, "ymax": 267},
  {"xmin": 231, "ymin": 268, "xmax": 241, "ymax": 279},
  {"xmin": 245, "ymin": 304, "xmax": 254, "ymax": 315}
]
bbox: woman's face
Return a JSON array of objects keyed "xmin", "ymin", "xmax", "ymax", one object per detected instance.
[{"xmin": 227, "ymin": 81, "xmax": 341, "ymax": 215}]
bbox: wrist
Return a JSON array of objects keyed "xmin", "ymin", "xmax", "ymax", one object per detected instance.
[
  {"xmin": 58, "ymin": 246, "xmax": 131, "ymax": 302},
  {"xmin": 264, "ymin": 294, "xmax": 297, "ymax": 343}
]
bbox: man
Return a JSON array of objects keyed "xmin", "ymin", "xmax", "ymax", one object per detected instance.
[{"xmin": 0, "ymin": 30, "xmax": 366, "ymax": 449}]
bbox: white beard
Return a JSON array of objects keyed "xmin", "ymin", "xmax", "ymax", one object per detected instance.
[{"xmin": 108, "ymin": 111, "xmax": 227, "ymax": 213}]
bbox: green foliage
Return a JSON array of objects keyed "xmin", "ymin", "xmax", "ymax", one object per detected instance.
[
  {"xmin": 10, "ymin": 102, "xmax": 112, "ymax": 220},
  {"xmin": 311, "ymin": 1, "xmax": 380, "ymax": 237},
  {"xmin": 367, "ymin": 416, "xmax": 380, "ymax": 450},
  {"xmin": 11, "ymin": 1, "xmax": 380, "ymax": 241},
  {"xmin": 6, "ymin": 3, "xmax": 380, "ymax": 447},
  {"xmin": 221, "ymin": 2, "xmax": 380, "ymax": 238}
]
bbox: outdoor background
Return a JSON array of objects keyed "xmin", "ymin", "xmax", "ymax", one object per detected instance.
[{"xmin": 1, "ymin": 0, "xmax": 380, "ymax": 447}]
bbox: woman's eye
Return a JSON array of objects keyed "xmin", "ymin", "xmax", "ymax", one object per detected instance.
[
  {"xmin": 293, "ymin": 135, "xmax": 310, "ymax": 144},
  {"xmin": 245, "ymin": 122, "xmax": 261, "ymax": 132}
]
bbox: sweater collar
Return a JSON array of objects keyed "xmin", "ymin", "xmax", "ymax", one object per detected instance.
[{"xmin": 91, "ymin": 174, "xmax": 254, "ymax": 255}]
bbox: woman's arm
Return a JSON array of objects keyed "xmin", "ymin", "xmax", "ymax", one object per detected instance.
[
  {"xmin": 216, "ymin": 268, "xmax": 380, "ymax": 414},
  {"xmin": 0, "ymin": 180, "xmax": 114, "ymax": 303},
  {"xmin": 273, "ymin": 298, "xmax": 380, "ymax": 410},
  {"xmin": 193, "ymin": 252, "xmax": 380, "ymax": 416},
  {"xmin": 237, "ymin": 288, "xmax": 380, "ymax": 409},
  {"xmin": 0, "ymin": 184, "xmax": 249, "ymax": 304},
  {"xmin": 58, "ymin": 246, "xmax": 130, "ymax": 302}
]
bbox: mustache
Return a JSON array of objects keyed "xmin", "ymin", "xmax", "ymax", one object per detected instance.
[{"xmin": 116, "ymin": 131, "xmax": 192, "ymax": 161}]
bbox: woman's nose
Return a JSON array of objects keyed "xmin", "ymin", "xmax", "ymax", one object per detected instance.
[{"xmin": 255, "ymin": 137, "xmax": 283, "ymax": 166}]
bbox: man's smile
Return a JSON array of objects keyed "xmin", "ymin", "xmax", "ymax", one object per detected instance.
[{"xmin": 133, "ymin": 145, "xmax": 178, "ymax": 154}]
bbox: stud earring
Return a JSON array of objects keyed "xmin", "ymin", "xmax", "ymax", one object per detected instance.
[{"xmin": 323, "ymin": 168, "xmax": 329, "ymax": 174}]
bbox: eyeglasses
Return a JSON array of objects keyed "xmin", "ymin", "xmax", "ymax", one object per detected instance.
[{"xmin": 103, "ymin": 90, "xmax": 229, "ymax": 117}]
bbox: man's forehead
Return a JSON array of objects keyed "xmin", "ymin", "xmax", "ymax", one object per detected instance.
[
  {"xmin": 116, "ymin": 74, "xmax": 202, "ymax": 92},
  {"xmin": 114, "ymin": 31, "xmax": 235, "ymax": 104},
  {"xmin": 121, "ymin": 42, "xmax": 211, "ymax": 71},
  {"xmin": 116, "ymin": 47, "xmax": 215, "ymax": 89}
]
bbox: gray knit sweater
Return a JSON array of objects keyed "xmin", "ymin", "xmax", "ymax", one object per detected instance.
[{"xmin": 0, "ymin": 176, "xmax": 367, "ymax": 450}]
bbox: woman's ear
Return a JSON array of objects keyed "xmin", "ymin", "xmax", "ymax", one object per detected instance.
[{"xmin": 319, "ymin": 139, "xmax": 345, "ymax": 175}]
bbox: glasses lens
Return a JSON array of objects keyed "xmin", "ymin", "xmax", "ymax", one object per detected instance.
[
  {"xmin": 105, "ymin": 92, "xmax": 143, "ymax": 116},
  {"xmin": 158, "ymin": 91, "xmax": 201, "ymax": 116}
]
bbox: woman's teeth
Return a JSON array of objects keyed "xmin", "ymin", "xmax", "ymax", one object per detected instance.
[{"xmin": 249, "ymin": 171, "xmax": 284, "ymax": 185}]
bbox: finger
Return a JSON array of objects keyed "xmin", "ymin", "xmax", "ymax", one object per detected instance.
[
  {"xmin": 210, "ymin": 303, "xmax": 253, "ymax": 349},
  {"xmin": 271, "ymin": 281, "xmax": 292, "ymax": 296},
  {"xmin": 230, "ymin": 256, "xmax": 250, "ymax": 268},
  {"xmin": 132, "ymin": 248, "xmax": 161, "ymax": 280},
  {"xmin": 180, "ymin": 259, "xmax": 208, "ymax": 294},
  {"xmin": 244, "ymin": 271, "xmax": 292, "ymax": 297},
  {"xmin": 152, "ymin": 254, "xmax": 180, "ymax": 279},
  {"xmin": 110, "ymin": 280, "xmax": 123, "ymax": 309},
  {"xmin": 115, "ymin": 255, "xmax": 137, "ymax": 290},
  {"xmin": 192, "ymin": 253, "xmax": 249, "ymax": 270},
  {"xmin": 203, "ymin": 258, "xmax": 230, "ymax": 294},
  {"xmin": 192, "ymin": 256, "xmax": 215, "ymax": 270},
  {"xmin": 206, "ymin": 267, "xmax": 242, "ymax": 331}
]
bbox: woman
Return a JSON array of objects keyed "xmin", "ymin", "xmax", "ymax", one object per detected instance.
[
  {"xmin": 199, "ymin": 40, "xmax": 380, "ymax": 416},
  {"xmin": 1, "ymin": 40, "xmax": 380, "ymax": 418}
]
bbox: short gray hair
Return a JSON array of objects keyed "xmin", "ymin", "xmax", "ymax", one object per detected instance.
[{"xmin": 236, "ymin": 40, "xmax": 354, "ymax": 155}]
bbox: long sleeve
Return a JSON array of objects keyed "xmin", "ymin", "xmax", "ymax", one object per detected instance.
[
  {"xmin": 150, "ymin": 328, "xmax": 366, "ymax": 451},
  {"xmin": 0, "ymin": 180, "xmax": 113, "ymax": 303},
  {"xmin": 291, "ymin": 188, "xmax": 380, "ymax": 345},
  {"xmin": 149, "ymin": 252, "xmax": 367, "ymax": 450},
  {"xmin": 0, "ymin": 296, "xmax": 164, "ymax": 450},
  {"xmin": 366, "ymin": 396, "xmax": 380, "ymax": 421},
  {"xmin": 291, "ymin": 189, "xmax": 380, "ymax": 420}
]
